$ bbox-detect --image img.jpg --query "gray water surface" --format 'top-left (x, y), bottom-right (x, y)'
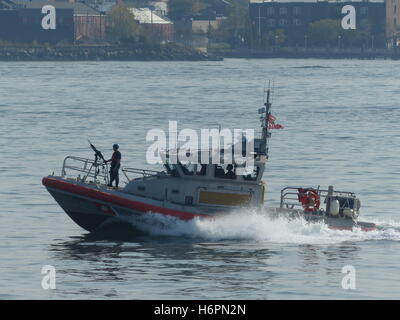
top-left (0, 59), bottom-right (399, 299)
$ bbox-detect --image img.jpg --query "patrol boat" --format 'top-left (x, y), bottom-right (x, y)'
top-left (42, 89), bottom-right (376, 233)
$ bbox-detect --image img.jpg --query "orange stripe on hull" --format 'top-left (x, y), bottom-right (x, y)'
top-left (42, 177), bottom-right (207, 221)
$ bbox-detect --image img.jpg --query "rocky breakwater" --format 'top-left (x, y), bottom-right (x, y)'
top-left (0, 43), bottom-right (222, 61)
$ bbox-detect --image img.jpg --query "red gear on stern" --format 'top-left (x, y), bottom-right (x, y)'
top-left (298, 188), bottom-right (321, 212)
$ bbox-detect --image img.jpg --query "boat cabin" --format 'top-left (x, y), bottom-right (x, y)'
top-left (122, 148), bottom-right (267, 210)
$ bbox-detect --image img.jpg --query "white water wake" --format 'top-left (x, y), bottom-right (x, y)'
top-left (119, 210), bottom-right (400, 244)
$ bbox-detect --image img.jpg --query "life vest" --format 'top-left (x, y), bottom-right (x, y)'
top-left (298, 188), bottom-right (320, 212)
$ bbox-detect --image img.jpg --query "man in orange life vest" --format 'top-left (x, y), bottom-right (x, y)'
top-left (106, 144), bottom-right (121, 188)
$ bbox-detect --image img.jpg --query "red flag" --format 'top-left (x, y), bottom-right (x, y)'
top-left (268, 114), bottom-right (276, 122)
top-left (267, 114), bottom-right (283, 129)
top-left (269, 123), bottom-right (284, 129)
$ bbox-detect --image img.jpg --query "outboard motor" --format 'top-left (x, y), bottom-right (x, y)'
top-left (325, 186), bottom-right (360, 220)
top-left (342, 197), bottom-right (361, 219)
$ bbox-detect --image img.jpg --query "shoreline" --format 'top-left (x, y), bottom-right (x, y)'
top-left (0, 44), bottom-right (222, 62)
top-left (216, 48), bottom-right (400, 60)
top-left (1, 45), bottom-right (399, 61)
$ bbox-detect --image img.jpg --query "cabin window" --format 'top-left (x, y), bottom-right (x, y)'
top-left (214, 164), bottom-right (236, 180)
top-left (196, 164), bottom-right (207, 176)
top-left (243, 166), bottom-right (260, 181)
top-left (180, 163), bottom-right (207, 176)
top-left (164, 159), bottom-right (179, 177)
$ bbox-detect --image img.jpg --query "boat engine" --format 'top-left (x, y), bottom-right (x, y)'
top-left (326, 186), bottom-right (361, 219)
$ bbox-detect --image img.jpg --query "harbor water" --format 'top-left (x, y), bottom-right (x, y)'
top-left (0, 58), bottom-right (399, 299)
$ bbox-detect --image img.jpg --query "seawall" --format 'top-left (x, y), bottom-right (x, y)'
top-left (0, 44), bottom-right (222, 61)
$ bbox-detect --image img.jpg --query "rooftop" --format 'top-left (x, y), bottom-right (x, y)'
top-left (130, 7), bottom-right (173, 24)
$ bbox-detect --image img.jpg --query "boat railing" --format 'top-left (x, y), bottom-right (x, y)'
top-left (280, 188), bottom-right (306, 209)
top-left (280, 186), bottom-right (356, 209)
top-left (61, 156), bottom-right (109, 185)
top-left (121, 167), bottom-right (162, 182)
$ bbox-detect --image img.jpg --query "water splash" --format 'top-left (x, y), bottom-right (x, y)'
top-left (117, 210), bottom-right (400, 244)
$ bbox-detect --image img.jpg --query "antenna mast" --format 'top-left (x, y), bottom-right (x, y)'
top-left (256, 81), bottom-right (273, 158)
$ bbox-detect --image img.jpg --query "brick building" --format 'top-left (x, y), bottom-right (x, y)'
top-left (130, 7), bottom-right (174, 42)
top-left (249, 0), bottom-right (386, 48)
top-left (386, 0), bottom-right (400, 46)
top-left (0, 0), bottom-right (74, 43)
top-left (16, 1), bottom-right (107, 42)
top-left (1, 0), bottom-right (106, 43)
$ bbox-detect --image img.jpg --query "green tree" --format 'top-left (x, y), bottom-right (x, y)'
top-left (307, 19), bottom-right (341, 47)
top-left (263, 29), bottom-right (286, 49)
top-left (168, 0), bottom-right (203, 21)
top-left (107, 4), bottom-right (139, 41)
top-left (341, 21), bottom-right (372, 48)
top-left (207, 0), bottom-right (250, 48)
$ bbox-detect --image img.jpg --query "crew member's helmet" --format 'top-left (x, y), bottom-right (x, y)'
top-left (113, 144), bottom-right (119, 150)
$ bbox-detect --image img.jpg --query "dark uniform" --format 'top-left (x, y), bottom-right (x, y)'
top-left (108, 144), bottom-right (121, 188)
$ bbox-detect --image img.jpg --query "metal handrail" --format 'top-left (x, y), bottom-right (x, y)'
top-left (280, 186), bottom-right (357, 209)
top-left (62, 155), bottom-right (109, 185)
top-left (121, 167), bottom-right (162, 182)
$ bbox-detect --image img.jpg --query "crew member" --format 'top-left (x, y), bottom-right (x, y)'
top-left (225, 164), bottom-right (235, 179)
top-left (107, 144), bottom-right (121, 188)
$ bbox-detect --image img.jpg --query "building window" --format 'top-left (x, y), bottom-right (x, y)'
top-left (279, 7), bottom-right (287, 15)
top-left (293, 18), bottom-right (301, 26)
top-left (360, 7), bottom-right (368, 15)
top-left (293, 7), bottom-right (301, 15)
top-left (279, 19), bottom-right (287, 26)
top-left (360, 18), bottom-right (369, 26)
top-left (267, 19), bottom-right (275, 27)
top-left (267, 7), bottom-right (275, 16)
